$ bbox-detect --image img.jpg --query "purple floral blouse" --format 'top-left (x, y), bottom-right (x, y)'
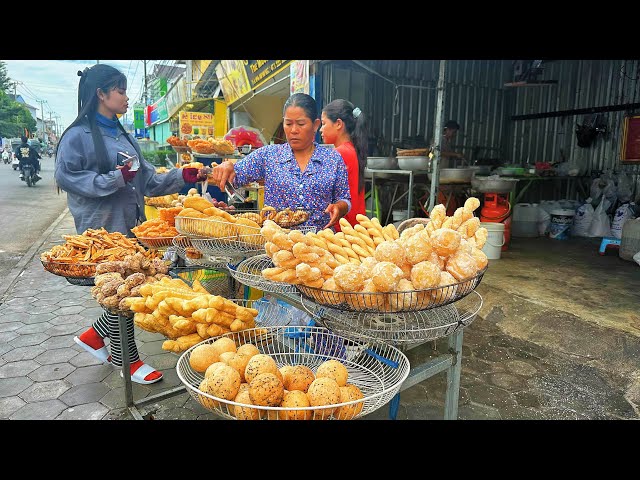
top-left (233, 142), bottom-right (351, 229)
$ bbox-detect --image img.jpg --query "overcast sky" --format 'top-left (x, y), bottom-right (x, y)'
top-left (3, 60), bottom-right (172, 134)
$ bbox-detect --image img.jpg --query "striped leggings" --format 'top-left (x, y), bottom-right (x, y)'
top-left (93, 311), bottom-right (140, 367)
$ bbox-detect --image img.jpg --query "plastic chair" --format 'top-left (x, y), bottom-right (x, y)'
top-left (599, 236), bottom-right (621, 255)
top-left (365, 185), bottom-right (382, 219)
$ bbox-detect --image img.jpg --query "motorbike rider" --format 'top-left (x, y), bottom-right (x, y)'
top-left (16, 136), bottom-right (42, 181)
top-left (1, 149), bottom-right (9, 164)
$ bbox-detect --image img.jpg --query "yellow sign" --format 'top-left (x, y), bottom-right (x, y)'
top-left (179, 111), bottom-right (214, 136)
top-left (215, 60), bottom-right (251, 105)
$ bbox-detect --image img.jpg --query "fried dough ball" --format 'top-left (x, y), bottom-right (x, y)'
top-left (359, 256), bottom-right (379, 278)
top-left (404, 230), bottom-right (433, 265)
top-left (374, 240), bottom-right (406, 267)
top-left (281, 365), bottom-right (315, 392)
top-left (280, 390), bottom-right (313, 420)
top-left (236, 343), bottom-right (260, 358)
top-left (428, 251), bottom-right (446, 270)
top-left (211, 337), bottom-right (237, 358)
top-left (198, 377), bottom-right (220, 410)
top-left (333, 263), bottom-right (365, 292)
top-left (189, 344), bottom-right (220, 373)
top-left (233, 388), bottom-right (262, 420)
top-left (410, 260), bottom-right (442, 290)
top-left (431, 228), bottom-right (462, 257)
top-left (307, 377), bottom-right (341, 418)
top-left (334, 384), bottom-right (365, 420)
top-left (248, 372), bottom-right (284, 407)
top-left (316, 359), bottom-right (349, 387)
top-left (470, 246), bottom-right (489, 270)
top-left (205, 364), bottom-right (241, 401)
top-left (321, 277), bottom-right (346, 305)
top-left (204, 361), bottom-right (227, 379)
top-left (387, 278), bottom-right (422, 312)
top-left (431, 271), bottom-right (458, 304)
top-left (347, 278), bottom-right (385, 310)
top-left (371, 261), bottom-right (404, 292)
top-left (244, 354), bottom-right (280, 384)
top-left (446, 251), bottom-right (479, 281)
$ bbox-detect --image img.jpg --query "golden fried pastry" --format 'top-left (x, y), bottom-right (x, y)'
top-left (445, 251), bottom-right (479, 281)
top-left (359, 256), bottom-right (378, 278)
top-left (346, 278), bottom-right (385, 310)
top-left (410, 260), bottom-right (442, 290)
top-left (457, 217), bottom-right (481, 239)
top-left (431, 271), bottom-right (458, 304)
top-left (333, 263), bottom-right (365, 292)
top-left (292, 242), bottom-right (320, 263)
top-left (260, 219), bottom-right (281, 242)
top-left (429, 204), bottom-right (447, 229)
top-left (457, 238), bottom-right (473, 255)
top-left (271, 232), bottom-right (294, 251)
top-left (431, 228), bottom-right (462, 257)
top-left (404, 230), bottom-right (433, 265)
top-left (272, 250), bottom-right (300, 269)
top-left (464, 197), bottom-right (481, 215)
top-left (374, 240), bottom-right (406, 267)
top-left (183, 196), bottom-right (214, 213)
top-left (397, 260), bottom-right (413, 279)
top-left (474, 227), bottom-right (488, 249)
top-left (371, 261), bottom-right (404, 292)
top-left (264, 242), bottom-right (279, 257)
top-left (387, 278), bottom-right (421, 312)
top-left (428, 251), bottom-right (446, 270)
top-left (321, 277), bottom-right (346, 305)
top-left (470, 246), bottom-right (488, 270)
top-left (296, 263), bottom-right (322, 283)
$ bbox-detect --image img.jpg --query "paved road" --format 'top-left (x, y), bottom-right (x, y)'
top-left (0, 155), bottom-right (68, 281)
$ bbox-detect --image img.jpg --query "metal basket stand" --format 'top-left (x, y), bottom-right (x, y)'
top-left (227, 254), bottom-right (300, 295)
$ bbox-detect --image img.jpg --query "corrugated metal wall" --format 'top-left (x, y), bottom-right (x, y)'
top-left (323, 60), bottom-right (640, 200)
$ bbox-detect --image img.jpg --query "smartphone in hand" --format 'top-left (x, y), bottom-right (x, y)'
top-left (117, 151), bottom-right (140, 171)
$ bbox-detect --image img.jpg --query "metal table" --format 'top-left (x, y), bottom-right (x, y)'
top-left (269, 291), bottom-right (470, 420)
top-left (511, 175), bottom-right (591, 204)
top-left (366, 168), bottom-right (430, 223)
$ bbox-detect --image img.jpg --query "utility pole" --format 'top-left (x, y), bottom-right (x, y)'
top-left (36, 99), bottom-right (47, 141)
top-left (143, 60), bottom-right (148, 106)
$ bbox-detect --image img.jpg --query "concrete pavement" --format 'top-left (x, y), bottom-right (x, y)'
top-left (1, 208), bottom-right (639, 420)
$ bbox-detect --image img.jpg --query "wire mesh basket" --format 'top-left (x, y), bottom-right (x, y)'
top-left (169, 266), bottom-right (244, 298)
top-left (135, 236), bottom-right (177, 250)
top-left (189, 234), bottom-right (265, 257)
top-left (296, 267), bottom-right (486, 314)
top-left (176, 325), bottom-right (410, 420)
top-left (41, 259), bottom-right (97, 279)
top-left (301, 290), bottom-right (483, 346)
top-left (66, 277), bottom-right (96, 286)
top-left (172, 235), bottom-right (238, 268)
top-left (227, 254), bottom-right (299, 295)
top-left (233, 208), bottom-right (312, 229)
top-left (175, 216), bottom-right (266, 254)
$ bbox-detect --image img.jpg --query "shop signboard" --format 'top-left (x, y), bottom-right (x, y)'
top-left (146, 98), bottom-right (168, 127)
top-left (166, 77), bottom-right (187, 118)
top-left (179, 111), bottom-right (215, 137)
top-left (244, 60), bottom-right (291, 90)
top-left (290, 60), bottom-right (309, 95)
top-left (215, 60), bottom-right (251, 105)
top-left (133, 104), bottom-right (145, 130)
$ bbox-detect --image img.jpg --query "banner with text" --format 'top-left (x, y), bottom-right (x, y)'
top-left (179, 111), bottom-right (215, 137)
top-left (244, 60), bottom-right (291, 90)
top-left (215, 60), bottom-right (251, 105)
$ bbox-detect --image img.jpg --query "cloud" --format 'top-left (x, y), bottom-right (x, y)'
top-left (3, 60), bottom-right (160, 135)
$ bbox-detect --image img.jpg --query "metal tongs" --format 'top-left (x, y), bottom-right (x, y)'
top-left (201, 166), bottom-right (246, 202)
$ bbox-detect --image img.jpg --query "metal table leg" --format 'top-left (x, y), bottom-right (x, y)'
top-left (118, 314), bottom-right (144, 420)
top-left (444, 328), bottom-right (464, 420)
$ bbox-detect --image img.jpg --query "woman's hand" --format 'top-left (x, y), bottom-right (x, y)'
top-left (323, 201), bottom-right (349, 229)
top-left (211, 160), bottom-right (236, 190)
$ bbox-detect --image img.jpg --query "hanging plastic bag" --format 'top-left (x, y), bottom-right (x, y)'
top-left (588, 196), bottom-right (612, 237)
top-left (572, 197), bottom-right (595, 237)
top-left (616, 171), bottom-right (633, 203)
top-left (611, 202), bottom-right (636, 239)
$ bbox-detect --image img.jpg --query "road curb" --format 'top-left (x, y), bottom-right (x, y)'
top-left (0, 207), bottom-right (69, 304)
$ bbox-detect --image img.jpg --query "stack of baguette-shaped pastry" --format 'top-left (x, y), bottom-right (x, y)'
top-left (121, 277), bottom-right (264, 352)
top-left (176, 196), bottom-right (262, 243)
top-left (261, 197), bottom-right (489, 312)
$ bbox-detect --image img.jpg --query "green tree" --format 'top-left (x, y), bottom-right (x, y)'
top-left (0, 91), bottom-right (36, 138)
top-left (0, 61), bottom-right (11, 93)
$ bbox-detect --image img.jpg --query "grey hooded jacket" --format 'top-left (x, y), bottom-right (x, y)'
top-left (55, 123), bottom-right (184, 236)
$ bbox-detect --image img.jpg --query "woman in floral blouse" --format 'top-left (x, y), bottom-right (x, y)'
top-left (212, 93), bottom-right (351, 230)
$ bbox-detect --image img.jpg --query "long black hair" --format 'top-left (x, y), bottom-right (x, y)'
top-left (322, 99), bottom-right (368, 192)
top-left (283, 92), bottom-right (318, 121)
top-left (56, 64), bottom-right (141, 174)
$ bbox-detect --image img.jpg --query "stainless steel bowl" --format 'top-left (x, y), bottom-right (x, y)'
top-left (471, 176), bottom-right (519, 193)
top-left (428, 168), bottom-right (474, 184)
top-left (367, 157), bottom-right (398, 170)
top-left (397, 156), bottom-right (431, 171)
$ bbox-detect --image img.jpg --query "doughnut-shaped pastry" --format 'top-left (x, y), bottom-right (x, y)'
top-left (431, 271), bottom-right (458, 303)
top-left (445, 251), bottom-right (479, 281)
top-left (404, 230), bottom-right (433, 265)
top-left (431, 228), bottom-right (462, 257)
top-left (371, 261), bottom-right (404, 292)
top-left (333, 263), bottom-right (365, 292)
top-left (410, 260), bottom-right (442, 290)
top-left (374, 240), bottom-right (406, 266)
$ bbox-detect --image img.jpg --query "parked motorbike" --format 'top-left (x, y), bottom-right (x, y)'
top-left (2, 153), bottom-right (9, 164)
top-left (20, 163), bottom-right (38, 187)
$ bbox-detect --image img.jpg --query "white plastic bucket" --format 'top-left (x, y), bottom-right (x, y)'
top-left (480, 222), bottom-right (505, 260)
top-left (549, 209), bottom-right (575, 240)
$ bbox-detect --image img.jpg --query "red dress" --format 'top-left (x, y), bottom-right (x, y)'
top-left (335, 142), bottom-right (366, 231)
